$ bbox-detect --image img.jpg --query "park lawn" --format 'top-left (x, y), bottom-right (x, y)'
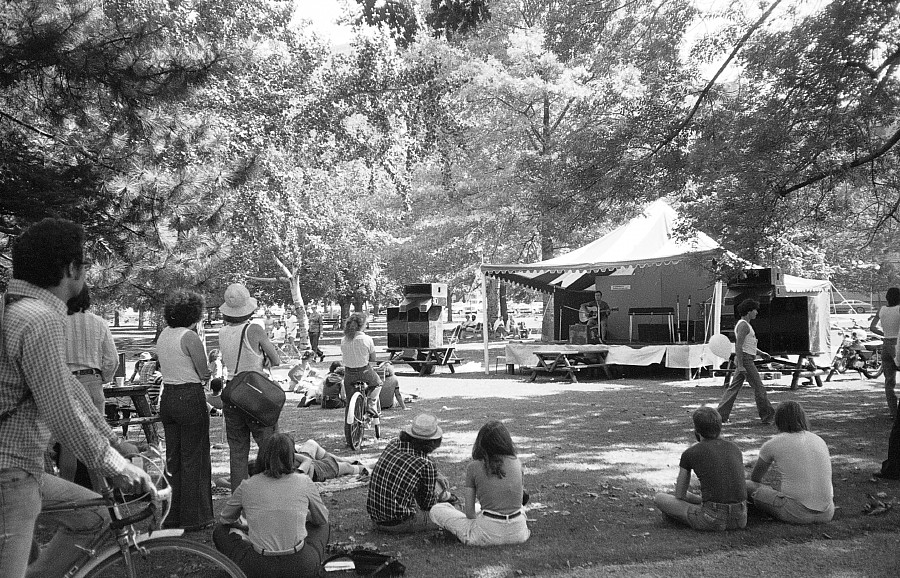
top-left (196, 370), bottom-right (897, 578)
top-left (109, 326), bottom-right (898, 576)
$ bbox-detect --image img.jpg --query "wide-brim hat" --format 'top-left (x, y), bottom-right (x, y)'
top-left (220, 283), bottom-right (258, 318)
top-left (139, 352), bottom-right (152, 361)
top-left (403, 413), bottom-right (442, 440)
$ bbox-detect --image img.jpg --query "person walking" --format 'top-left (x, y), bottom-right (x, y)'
top-left (716, 299), bottom-right (776, 425)
top-left (218, 283), bottom-right (281, 491)
top-left (59, 285), bottom-right (120, 490)
top-left (430, 421), bottom-right (530, 546)
top-left (0, 219), bottom-right (150, 578)
top-left (308, 305), bottom-right (324, 362)
top-left (870, 287), bottom-right (900, 418)
top-left (156, 290), bottom-right (214, 531)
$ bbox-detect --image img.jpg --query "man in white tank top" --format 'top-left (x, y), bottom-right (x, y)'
top-left (716, 299), bottom-right (776, 425)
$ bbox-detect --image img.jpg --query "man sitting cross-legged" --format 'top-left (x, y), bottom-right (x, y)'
top-left (746, 401), bottom-right (834, 524)
top-left (654, 406), bottom-right (747, 531)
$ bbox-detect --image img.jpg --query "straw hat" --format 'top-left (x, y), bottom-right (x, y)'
top-left (138, 352), bottom-right (152, 361)
top-left (403, 414), bottom-right (442, 440)
top-left (220, 283), bottom-right (258, 318)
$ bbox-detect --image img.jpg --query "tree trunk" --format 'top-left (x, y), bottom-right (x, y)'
top-left (339, 301), bottom-right (351, 325)
top-left (354, 294), bottom-right (365, 316)
top-left (138, 305), bottom-right (145, 330)
top-left (274, 255), bottom-right (310, 350)
top-left (499, 283), bottom-right (508, 322)
top-left (114, 310), bottom-right (120, 327)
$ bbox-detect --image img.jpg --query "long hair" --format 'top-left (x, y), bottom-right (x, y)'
top-left (472, 421), bottom-right (516, 478)
top-left (343, 312), bottom-right (367, 340)
top-left (774, 401), bottom-right (809, 433)
top-left (256, 433), bottom-right (295, 479)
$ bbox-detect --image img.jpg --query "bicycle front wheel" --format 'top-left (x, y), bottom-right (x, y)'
top-left (83, 536), bottom-right (245, 578)
top-left (344, 391), bottom-right (366, 450)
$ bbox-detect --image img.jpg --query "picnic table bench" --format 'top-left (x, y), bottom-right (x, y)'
top-left (103, 384), bottom-right (161, 445)
top-left (527, 348), bottom-right (610, 383)
top-left (387, 347), bottom-right (462, 376)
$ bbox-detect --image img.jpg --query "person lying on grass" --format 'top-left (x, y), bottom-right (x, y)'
top-left (746, 401), bottom-right (834, 524)
top-left (654, 406), bottom-right (747, 531)
top-left (367, 413), bottom-right (453, 533)
top-left (292, 439), bottom-right (368, 482)
top-left (430, 420), bottom-right (530, 546)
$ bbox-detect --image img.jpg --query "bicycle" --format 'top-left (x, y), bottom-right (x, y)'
top-left (34, 447), bottom-right (244, 578)
top-left (344, 365), bottom-right (386, 450)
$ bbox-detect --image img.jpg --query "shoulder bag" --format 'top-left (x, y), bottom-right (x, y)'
top-left (221, 324), bottom-right (285, 427)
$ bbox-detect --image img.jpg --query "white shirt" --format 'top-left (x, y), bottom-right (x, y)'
top-left (759, 431), bottom-right (833, 511)
top-left (737, 319), bottom-right (758, 355)
top-left (878, 305), bottom-right (900, 339)
top-left (341, 333), bottom-right (375, 368)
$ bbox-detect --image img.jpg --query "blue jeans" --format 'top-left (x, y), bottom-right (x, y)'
top-left (1, 470), bottom-right (107, 578)
top-left (717, 353), bottom-right (775, 422)
top-left (882, 338), bottom-right (897, 417)
top-left (224, 406), bottom-right (276, 492)
top-left (213, 521), bottom-right (329, 578)
top-left (159, 383), bottom-right (213, 528)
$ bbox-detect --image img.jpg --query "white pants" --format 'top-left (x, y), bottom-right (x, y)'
top-left (429, 503), bottom-right (530, 546)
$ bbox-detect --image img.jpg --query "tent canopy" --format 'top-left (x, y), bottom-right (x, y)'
top-left (482, 200), bottom-right (830, 294)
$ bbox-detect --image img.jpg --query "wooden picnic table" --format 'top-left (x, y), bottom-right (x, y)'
top-left (528, 347), bottom-right (610, 383)
top-left (387, 347), bottom-right (463, 376)
top-left (103, 384), bottom-right (160, 445)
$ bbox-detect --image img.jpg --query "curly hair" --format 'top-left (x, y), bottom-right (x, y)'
top-left (66, 285), bottom-right (91, 315)
top-left (164, 290), bottom-right (205, 328)
top-left (12, 218), bottom-right (85, 288)
top-left (343, 312), bottom-right (368, 339)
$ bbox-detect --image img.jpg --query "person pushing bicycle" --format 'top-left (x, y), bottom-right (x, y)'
top-left (0, 219), bottom-right (152, 578)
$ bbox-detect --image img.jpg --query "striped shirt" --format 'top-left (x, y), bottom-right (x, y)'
top-left (366, 439), bottom-right (438, 523)
top-left (66, 311), bottom-right (119, 383)
top-left (0, 280), bottom-right (128, 478)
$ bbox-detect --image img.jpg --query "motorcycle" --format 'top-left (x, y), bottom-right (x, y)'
top-left (828, 327), bottom-right (883, 380)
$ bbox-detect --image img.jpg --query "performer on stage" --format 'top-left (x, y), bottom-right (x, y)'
top-left (579, 291), bottom-right (611, 342)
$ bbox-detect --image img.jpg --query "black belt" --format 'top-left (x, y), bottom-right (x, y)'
top-left (482, 510), bottom-right (522, 520)
top-left (72, 368), bottom-right (101, 376)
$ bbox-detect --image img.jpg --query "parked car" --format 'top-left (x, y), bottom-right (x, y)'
top-left (830, 299), bottom-right (873, 314)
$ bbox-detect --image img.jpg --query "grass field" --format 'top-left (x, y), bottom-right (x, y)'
top-left (108, 324), bottom-right (900, 577)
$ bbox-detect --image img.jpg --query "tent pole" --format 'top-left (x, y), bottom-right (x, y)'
top-left (482, 269), bottom-right (490, 375)
top-left (712, 280), bottom-right (722, 335)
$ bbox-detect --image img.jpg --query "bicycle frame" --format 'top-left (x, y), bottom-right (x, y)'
top-left (37, 450), bottom-right (177, 578)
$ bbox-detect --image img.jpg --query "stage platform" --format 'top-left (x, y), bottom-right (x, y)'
top-left (504, 341), bottom-right (716, 371)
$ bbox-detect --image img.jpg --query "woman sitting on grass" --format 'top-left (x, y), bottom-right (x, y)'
top-left (213, 433), bottom-right (329, 578)
top-left (430, 420), bottom-right (530, 546)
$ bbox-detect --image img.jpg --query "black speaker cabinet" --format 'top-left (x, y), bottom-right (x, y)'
top-left (752, 296), bottom-right (812, 355)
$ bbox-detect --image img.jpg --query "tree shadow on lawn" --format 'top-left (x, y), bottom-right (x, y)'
top-left (205, 375), bottom-right (897, 577)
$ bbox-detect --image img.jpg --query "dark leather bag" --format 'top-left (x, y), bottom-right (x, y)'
top-left (221, 324), bottom-right (285, 427)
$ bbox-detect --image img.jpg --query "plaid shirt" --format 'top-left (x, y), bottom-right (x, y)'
top-left (0, 280), bottom-right (128, 478)
top-left (366, 439), bottom-right (438, 523)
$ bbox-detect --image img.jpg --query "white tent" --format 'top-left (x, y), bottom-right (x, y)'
top-left (478, 200), bottom-right (831, 371)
